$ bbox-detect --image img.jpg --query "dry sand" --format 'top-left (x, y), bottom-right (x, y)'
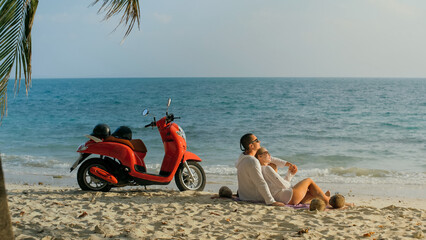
top-left (6, 184), bottom-right (426, 240)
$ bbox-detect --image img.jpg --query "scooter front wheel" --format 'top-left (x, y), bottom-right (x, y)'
top-left (77, 158), bottom-right (112, 192)
top-left (175, 161), bottom-right (206, 191)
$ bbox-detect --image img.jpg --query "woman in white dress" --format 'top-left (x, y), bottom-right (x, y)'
top-left (255, 147), bottom-right (330, 205)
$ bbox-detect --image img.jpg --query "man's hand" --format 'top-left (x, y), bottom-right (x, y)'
top-left (269, 201), bottom-right (286, 206)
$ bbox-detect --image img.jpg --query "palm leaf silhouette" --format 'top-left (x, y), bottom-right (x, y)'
top-left (0, 0), bottom-right (141, 121)
top-left (0, 0), bottom-right (38, 121)
top-left (91, 0), bottom-right (141, 39)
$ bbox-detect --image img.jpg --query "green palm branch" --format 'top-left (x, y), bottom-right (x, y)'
top-left (0, 0), bottom-right (38, 121)
top-left (0, 0), bottom-right (141, 122)
top-left (91, 0), bottom-right (141, 39)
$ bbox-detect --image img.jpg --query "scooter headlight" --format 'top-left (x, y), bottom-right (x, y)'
top-left (177, 126), bottom-right (187, 141)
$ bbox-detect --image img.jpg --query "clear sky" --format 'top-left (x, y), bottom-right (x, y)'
top-left (30, 0), bottom-right (426, 78)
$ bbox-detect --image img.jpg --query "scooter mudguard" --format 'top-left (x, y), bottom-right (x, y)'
top-left (78, 141), bottom-right (146, 168)
top-left (89, 167), bottom-right (118, 184)
top-left (183, 151), bottom-right (202, 162)
top-left (79, 142), bottom-right (134, 160)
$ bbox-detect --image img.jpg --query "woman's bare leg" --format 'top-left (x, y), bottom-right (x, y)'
top-left (288, 178), bottom-right (330, 205)
top-left (300, 190), bottom-right (329, 204)
top-left (299, 191), bottom-right (314, 204)
top-left (300, 190), bottom-right (331, 204)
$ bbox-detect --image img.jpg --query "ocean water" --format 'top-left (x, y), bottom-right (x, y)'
top-left (1, 78), bottom-right (425, 195)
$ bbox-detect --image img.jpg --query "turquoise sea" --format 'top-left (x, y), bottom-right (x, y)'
top-left (1, 78), bottom-right (425, 196)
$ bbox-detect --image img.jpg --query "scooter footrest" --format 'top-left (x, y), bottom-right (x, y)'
top-left (134, 165), bottom-right (146, 173)
top-left (159, 170), bottom-right (171, 177)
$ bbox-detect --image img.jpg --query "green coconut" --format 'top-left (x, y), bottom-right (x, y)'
top-left (309, 198), bottom-right (326, 211)
top-left (219, 186), bottom-right (233, 198)
top-left (329, 194), bottom-right (345, 209)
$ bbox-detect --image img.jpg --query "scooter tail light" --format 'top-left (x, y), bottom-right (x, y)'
top-left (77, 143), bottom-right (88, 152)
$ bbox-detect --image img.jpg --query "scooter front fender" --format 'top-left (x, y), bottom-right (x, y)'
top-left (183, 151), bottom-right (202, 162)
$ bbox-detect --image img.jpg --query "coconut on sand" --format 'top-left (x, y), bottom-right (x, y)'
top-left (219, 186), bottom-right (233, 198)
top-left (329, 194), bottom-right (345, 209)
top-left (309, 198), bottom-right (326, 211)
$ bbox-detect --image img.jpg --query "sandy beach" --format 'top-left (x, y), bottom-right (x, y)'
top-left (6, 183), bottom-right (425, 240)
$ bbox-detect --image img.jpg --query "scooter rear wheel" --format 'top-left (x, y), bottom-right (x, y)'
top-left (77, 158), bottom-right (112, 192)
top-left (175, 161), bottom-right (206, 191)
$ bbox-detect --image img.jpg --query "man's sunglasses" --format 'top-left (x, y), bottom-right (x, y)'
top-left (251, 139), bottom-right (259, 144)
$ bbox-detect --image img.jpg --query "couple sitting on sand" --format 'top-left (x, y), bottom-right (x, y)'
top-left (236, 133), bottom-right (330, 206)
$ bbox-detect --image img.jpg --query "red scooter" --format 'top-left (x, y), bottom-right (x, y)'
top-left (70, 98), bottom-right (206, 192)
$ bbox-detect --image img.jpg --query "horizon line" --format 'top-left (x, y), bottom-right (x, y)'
top-left (20, 76), bottom-right (426, 80)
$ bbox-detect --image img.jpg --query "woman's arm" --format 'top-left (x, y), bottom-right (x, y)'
top-left (283, 170), bottom-right (294, 182)
top-left (271, 156), bottom-right (298, 174)
top-left (263, 166), bottom-right (291, 190)
top-left (270, 156), bottom-right (287, 168)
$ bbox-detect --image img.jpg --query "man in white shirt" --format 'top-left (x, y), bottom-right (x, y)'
top-left (235, 133), bottom-right (286, 206)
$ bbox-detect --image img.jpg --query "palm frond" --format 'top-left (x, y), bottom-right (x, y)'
top-left (91, 0), bottom-right (141, 39)
top-left (0, 0), bottom-right (38, 122)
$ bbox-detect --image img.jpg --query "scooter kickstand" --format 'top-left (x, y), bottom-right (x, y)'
top-left (183, 161), bottom-right (195, 183)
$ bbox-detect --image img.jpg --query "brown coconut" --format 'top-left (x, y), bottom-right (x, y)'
top-left (309, 198), bottom-right (326, 211)
top-left (219, 186), bottom-right (233, 198)
top-left (329, 194), bottom-right (345, 209)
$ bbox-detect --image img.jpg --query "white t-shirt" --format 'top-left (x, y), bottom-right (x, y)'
top-left (235, 153), bottom-right (275, 205)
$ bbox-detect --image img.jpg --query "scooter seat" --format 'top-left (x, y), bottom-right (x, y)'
top-left (104, 136), bottom-right (134, 149)
top-left (104, 136), bottom-right (147, 153)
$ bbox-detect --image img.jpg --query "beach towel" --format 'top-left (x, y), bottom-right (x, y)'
top-left (211, 194), bottom-right (348, 210)
top-left (211, 194), bottom-right (310, 209)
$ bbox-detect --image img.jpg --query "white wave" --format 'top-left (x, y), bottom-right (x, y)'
top-left (204, 164), bottom-right (426, 185)
top-left (203, 165), bottom-right (237, 175)
top-left (2, 153), bottom-right (425, 186)
top-left (1, 153), bottom-right (70, 169)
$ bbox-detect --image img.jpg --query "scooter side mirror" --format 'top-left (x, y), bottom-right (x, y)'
top-left (142, 109), bottom-right (149, 116)
top-left (166, 98), bottom-right (172, 115)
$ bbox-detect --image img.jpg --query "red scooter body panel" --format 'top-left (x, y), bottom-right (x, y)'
top-left (183, 151), bottom-right (202, 162)
top-left (78, 141), bottom-right (146, 168)
top-left (125, 117), bottom-right (186, 183)
top-left (158, 119), bottom-right (186, 173)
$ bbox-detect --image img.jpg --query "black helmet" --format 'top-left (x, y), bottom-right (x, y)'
top-left (91, 123), bottom-right (111, 139)
top-left (112, 126), bottom-right (132, 140)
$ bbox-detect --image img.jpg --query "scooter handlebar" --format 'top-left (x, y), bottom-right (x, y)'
top-left (166, 114), bottom-right (180, 122)
top-left (144, 122), bottom-right (155, 128)
top-left (145, 115), bottom-right (179, 127)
